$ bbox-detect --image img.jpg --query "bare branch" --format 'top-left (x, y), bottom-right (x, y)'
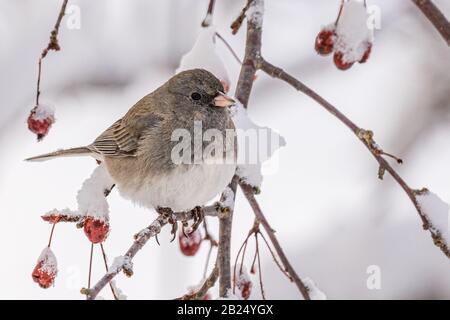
top-left (259, 59), bottom-right (450, 259)
top-left (99, 244), bottom-right (119, 300)
top-left (230, 0), bottom-right (254, 35)
top-left (87, 206), bottom-right (218, 300)
top-left (36, 0), bottom-right (69, 106)
top-left (239, 182), bottom-right (311, 300)
top-left (412, 0), bottom-right (450, 46)
top-left (215, 32), bottom-right (243, 65)
top-left (201, 0), bottom-right (216, 27)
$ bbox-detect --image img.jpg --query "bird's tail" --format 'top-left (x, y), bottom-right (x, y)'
top-left (25, 146), bottom-right (95, 162)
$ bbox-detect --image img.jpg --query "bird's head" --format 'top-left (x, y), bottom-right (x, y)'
top-left (168, 69), bottom-right (235, 111)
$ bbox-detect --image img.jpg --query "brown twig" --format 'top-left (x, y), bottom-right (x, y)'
top-left (239, 181), bottom-right (311, 300)
top-left (258, 231), bottom-right (292, 280)
top-left (259, 59), bottom-right (450, 259)
top-left (215, 32), bottom-right (243, 65)
top-left (47, 218), bottom-right (60, 247)
top-left (230, 0), bottom-right (254, 35)
top-left (334, 0), bottom-right (345, 26)
top-left (36, 0), bottom-right (69, 106)
top-left (201, 0), bottom-right (216, 27)
top-left (100, 244), bottom-right (119, 300)
top-left (86, 206), bottom-right (218, 300)
top-left (232, 220), bottom-right (258, 294)
top-left (254, 233), bottom-right (266, 300)
top-left (202, 218), bottom-right (218, 279)
top-left (412, 0), bottom-right (450, 46)
top-left (87, 243), bottom-right (94, 289)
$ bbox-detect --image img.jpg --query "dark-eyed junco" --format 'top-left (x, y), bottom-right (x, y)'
top-left (27, 69), bottom-right (237, 212)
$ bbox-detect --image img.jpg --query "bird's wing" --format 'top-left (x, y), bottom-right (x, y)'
top-left (90, 119), bottom-right (138, 157)
top-left (90, 111), bottom-right (163, 158)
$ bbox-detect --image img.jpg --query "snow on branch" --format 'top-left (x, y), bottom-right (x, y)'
top-left (303, 277), bottom-right (327, 300)
top-left (246, 0), bottom-right (264, 28)
top-left (77, 164), bottom-right (115, 221)
top-left (87, 206), bottom-right (219, 300)
top-left (231, 101), bottom-right (286, 189)
top-left (416, 190), bottom-right (450, 251)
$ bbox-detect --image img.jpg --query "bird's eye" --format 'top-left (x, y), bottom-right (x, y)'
top-left (191, 92), bottom-right (202, 101)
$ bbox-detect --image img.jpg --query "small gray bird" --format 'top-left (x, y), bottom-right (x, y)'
top-left (27, 69), bottom-right (237, 214)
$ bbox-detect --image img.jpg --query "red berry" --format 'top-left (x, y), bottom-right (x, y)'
top-left (333, 51), bottom-right (354, 70)
top-left (234, 265), bottom-right (253, 300)
top-left (27, 108), bottom-right (54, 141)
top-left (359, 43), bottom-right (372, 63)
top-left (32, 248), bottom-right (57, 289)
top-left (83, 217), bottom-right (109, 244)
top-left (239, 280), bottom-right (252, 300)
top-left (178, 229), bottom-right (202, 256)
top-left (32, 261), bottom-right (56, 289)
top-left (315, 29), bottom-right (336, 56)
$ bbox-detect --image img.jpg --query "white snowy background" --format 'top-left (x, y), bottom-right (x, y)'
top-left (0, 0), bottom-right (449, 299)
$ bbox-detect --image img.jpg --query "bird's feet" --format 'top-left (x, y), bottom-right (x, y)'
top-left (156, 207), bottom-right (178, 242)
top-left (155, 206), bottom-right (204, 242)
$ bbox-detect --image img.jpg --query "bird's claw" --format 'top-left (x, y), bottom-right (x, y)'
top-left (156, 207), bottom-right (178, 242)
top-left (189, 206), bottom-right (204, 235)
top-left (168, 215), bottom-right (178, 242)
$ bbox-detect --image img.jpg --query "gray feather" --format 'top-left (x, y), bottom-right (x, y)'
top-left (25, 147), bottom-right (96, 162)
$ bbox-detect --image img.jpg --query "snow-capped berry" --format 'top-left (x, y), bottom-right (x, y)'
top-left (239, 279), bottom-right (252, 300)
top-left (234, 265), bottom-right (253, 300)
top-left (359, 43), bottom-right (372, 63)
top-left (333, 51), bottom-right (354, 70)
top-left (333, 1), bottom-right (374, 67)
top-left (178, 229), bottom-right (202, 256)
top-left (32, 261), bottom-right (55, 289)
top-left (315, 28), bottom-right (335, 56)
top-left (32, 248), bottom-right (57, 289)
top-left (83, 217), bottom-right (109, 243)
top-left (27, 105), bottom-right (55, 141)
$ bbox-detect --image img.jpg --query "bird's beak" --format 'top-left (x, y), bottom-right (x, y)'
top-left (213, 92), bottom-right (235, 108)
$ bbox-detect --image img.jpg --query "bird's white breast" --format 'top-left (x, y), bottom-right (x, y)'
top-left (117, 163), bottom-right (236, 212)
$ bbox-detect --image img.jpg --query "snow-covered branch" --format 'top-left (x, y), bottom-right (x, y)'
top-left (216, 0), bottom-right (265, 298)
top-left (86, 206), bottom-right (219, 300)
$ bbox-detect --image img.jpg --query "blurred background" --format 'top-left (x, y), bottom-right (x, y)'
top-left (0, 0), bottom-right (449, 299)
